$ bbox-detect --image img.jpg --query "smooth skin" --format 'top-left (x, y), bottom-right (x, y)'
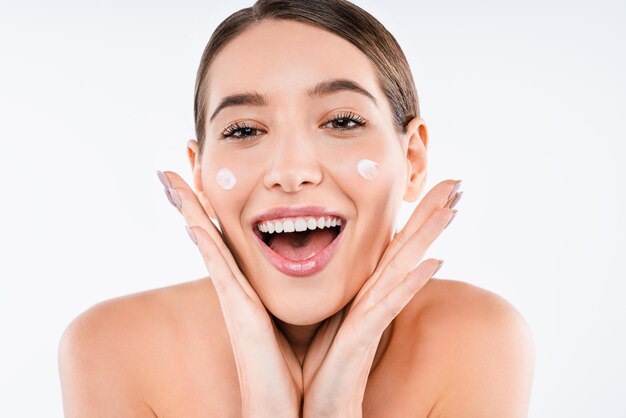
top-left (58, 19), bottom-right (535, 418)
top-left (58, 178), bottom-right (534, 417)
top-left (165, 170), bottom-right (453, 417)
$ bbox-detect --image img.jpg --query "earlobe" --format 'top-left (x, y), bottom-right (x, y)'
top-left (402, 117), bottom-right (428, 202)
top-left (187, 139), bottom-right (204, 193)
top-left (187, 139), bottom-right (200, 180)
top-left (186, 139), bottom-right (218, 220)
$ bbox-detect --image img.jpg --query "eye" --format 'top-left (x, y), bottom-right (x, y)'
top-left (220, 122), bottom-right (265, 141)
top-left (322, 111), bottom-right (368, 131)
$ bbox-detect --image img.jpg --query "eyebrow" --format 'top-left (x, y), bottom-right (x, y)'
top-left (209, 78), bottom-right (378, 122)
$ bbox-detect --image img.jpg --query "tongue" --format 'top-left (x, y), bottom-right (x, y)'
top-left (269, 228), bottom-right (336, 261)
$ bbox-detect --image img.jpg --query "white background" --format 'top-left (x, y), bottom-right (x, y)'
top-left (1, 0), bottom-right (625, 416)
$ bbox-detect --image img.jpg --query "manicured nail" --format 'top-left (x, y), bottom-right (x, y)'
top-left (433, 259), bottom-right (444, 276)
top-left (156, 170), bottom-right (171, 188)
top-left (448, 190), bottom-right (463, 209)
top-left (444, 209), bottom-right (457, 229)
top-left (185, 225), bottom-right (197, 245)
top-left (164, 187), bottom-right (182, 209)
top-left (447, 180), bottom-right (462, 201)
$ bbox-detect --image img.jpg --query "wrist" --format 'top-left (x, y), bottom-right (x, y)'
top-left (302, 349), bottom-right (371, 418)
top-left (240, 383), bottom-right (301, 418)
top-left (242, 403), bottom-right (300, 418)
top-left (302, 404), bottom-right (362, 418)
top-left (302, 391), bottom-right (363, 418)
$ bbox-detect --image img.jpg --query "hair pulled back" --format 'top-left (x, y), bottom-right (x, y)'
top-left (194, 0), bottom-right (419, 154)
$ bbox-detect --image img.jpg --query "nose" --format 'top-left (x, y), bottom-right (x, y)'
top-left (263, 132), bottom-right (323, 193)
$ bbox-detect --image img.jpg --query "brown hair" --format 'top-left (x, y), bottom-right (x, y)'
top-left (193, 0), bottom-right (419, 154)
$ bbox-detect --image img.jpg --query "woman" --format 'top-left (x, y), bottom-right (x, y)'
top-left (59, 0), bottom-right (535, 416)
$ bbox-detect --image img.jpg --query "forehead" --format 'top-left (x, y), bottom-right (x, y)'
top-left (206, 19), bottom-right (383, 106)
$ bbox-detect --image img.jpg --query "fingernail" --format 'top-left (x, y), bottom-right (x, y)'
top-left (164, 187), bottom-right (182, 209)
top-left (185, 225), bottom-right (198, 245)
top-left (156, 170), bottom-right (171, 188)
top-left (444, 209), bottom-right (457, 229)
top-left (433, 259), bottom-right (444, 276)
top-left (447, 180), bottom-right (462, 201)
top-left (448, 190), bottom-right (463, 209)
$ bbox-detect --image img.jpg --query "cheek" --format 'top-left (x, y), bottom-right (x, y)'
top-left (202, 152), bottom-right (260, 226)
top-left (326, 147), bottom-right (403, 265)
top-left (357, 158), bottom-right (380, 180)
top-left (330, 140), bottom-right (403, 199)
top-left (351, 155), bottom-right (402, 221)
top-left (216, 167), bottom-right (237, 190)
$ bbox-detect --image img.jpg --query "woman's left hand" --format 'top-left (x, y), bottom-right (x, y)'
top-left (301, 179), bottom-right (463, 418)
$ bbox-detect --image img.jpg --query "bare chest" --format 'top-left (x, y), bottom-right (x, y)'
top-left (145, 279), bottom-right (446, 417)
top-left (148, 331), bottom-right (439, 418)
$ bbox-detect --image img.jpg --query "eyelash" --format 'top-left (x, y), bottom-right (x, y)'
top-left (219, 111), bottom-right (368, 141)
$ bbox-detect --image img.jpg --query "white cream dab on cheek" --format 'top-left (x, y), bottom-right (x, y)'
top-left (216, 168), bottom-right (237, 190)
top-left (357, 159), bottom-right (380, 180)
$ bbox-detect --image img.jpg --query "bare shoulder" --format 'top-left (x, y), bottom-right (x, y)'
top-left (60, 279), bottom-right (217, 354)
top-left (401, 278), bottom-right (536, 418)
top-left (58, 276), bottom-right (218, 359)
top-left (58, 277), bottom-right (225, 417)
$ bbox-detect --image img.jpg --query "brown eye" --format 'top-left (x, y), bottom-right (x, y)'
top-left (322, 111), bottom-right (368, 131)
top-left (327, 118), bottom-right (357, 129)
top-left (221, 122), bottom-right (265, 141)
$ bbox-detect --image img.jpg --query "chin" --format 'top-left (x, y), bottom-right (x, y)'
top-left (264, 294), bottom-right (346, 326)
top-left (268, 305), bottom-right (345, 326)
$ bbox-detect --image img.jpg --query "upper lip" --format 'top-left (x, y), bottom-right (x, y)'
top-left (251, 205), bottom-right (346, 226)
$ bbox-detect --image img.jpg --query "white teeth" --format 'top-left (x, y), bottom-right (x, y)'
top-left (295, 218), bottom-right (307, 232)
top-left (283, 219), bottom-right (295, 233)
top-left (256, 216), bottom-right (344, 234)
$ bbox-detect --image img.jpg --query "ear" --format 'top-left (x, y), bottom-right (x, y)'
top-left (187, 139), bottom-right (218, 220)
top-left (402, 117), bottom-right (429, 202)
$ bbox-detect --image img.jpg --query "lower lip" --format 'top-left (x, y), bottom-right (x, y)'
top-left (252, 224), bottom-right (346, 277)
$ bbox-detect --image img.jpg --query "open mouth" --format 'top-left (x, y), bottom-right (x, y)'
top-left (253, 220), bottom-right (344, 261)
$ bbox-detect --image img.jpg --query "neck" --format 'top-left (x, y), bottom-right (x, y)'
top-left (269, 299), bottom-right (395, 373)
top-left (272, 316), bottom-right (323, 363)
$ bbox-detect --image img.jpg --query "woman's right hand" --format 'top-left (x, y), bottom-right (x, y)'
top-left (157, 170), bottom-right (303, 418)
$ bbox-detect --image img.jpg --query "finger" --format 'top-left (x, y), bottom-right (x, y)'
top-left (386, 179), bottom-right (461, 266)
top-left (158, 170), bottom-right (220, 240)
top-left (349, 179), bottom-right (461, 311)
top-left (158, 170), bottom-right (221, 240)
top-left (158, 170), bottom-right (257, 299)
top-left (187, 225), bottom-right (244, 309)
top-left (189, 224), bottom-right (275, 334)
top-left (356, 207), bottom-right (455, 314)
top-left (305, 260), bottom-right (439, 409)
top-left (350, 259), bottom-right (443, 349)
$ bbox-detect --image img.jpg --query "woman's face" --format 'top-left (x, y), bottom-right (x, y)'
top-left (189, 19), bottom-right (427, 325)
